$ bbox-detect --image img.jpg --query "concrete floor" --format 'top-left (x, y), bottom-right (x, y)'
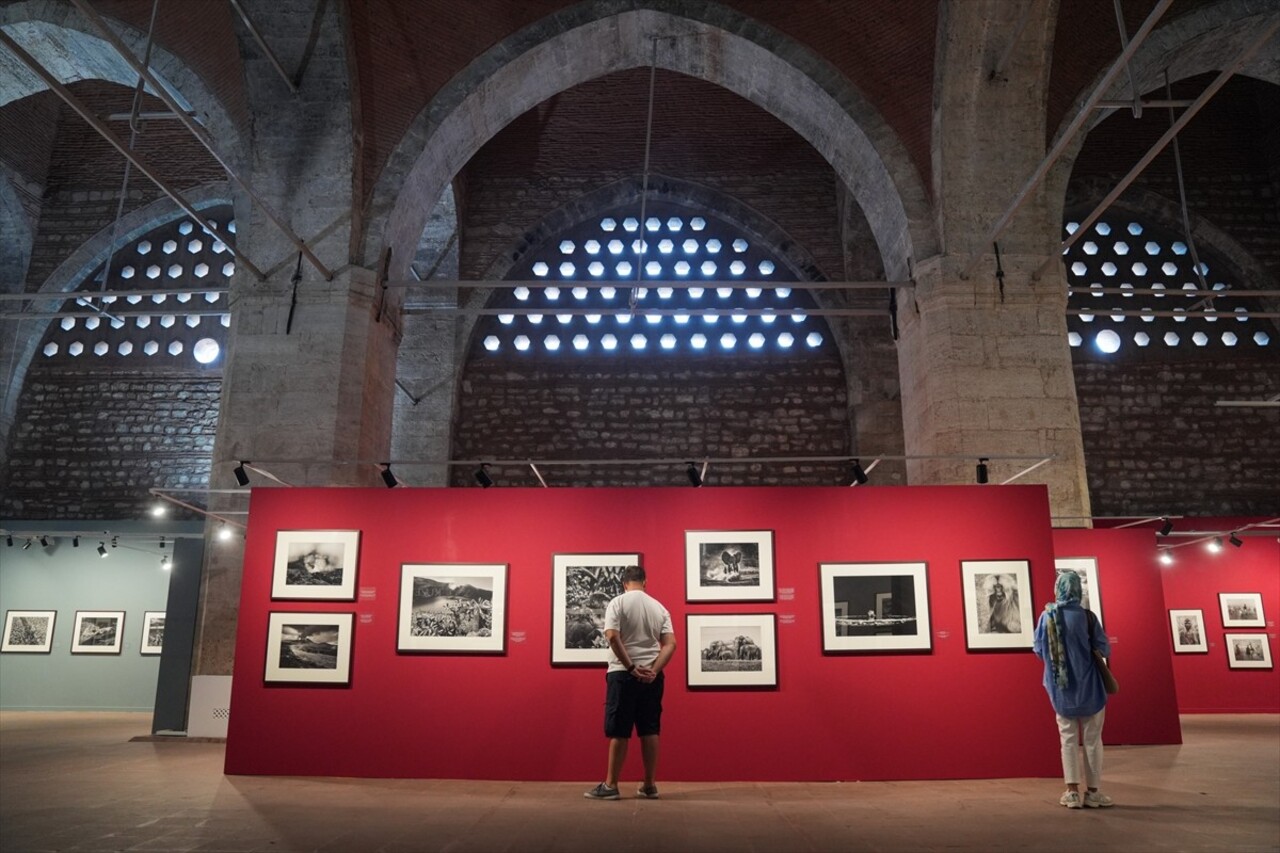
top-left (0, 713), bottom-right (1277, 852)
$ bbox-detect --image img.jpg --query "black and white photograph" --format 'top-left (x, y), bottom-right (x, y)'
top-left (2, 610), bottom-right (57, 654)
top-left (1055, 557), bottom-right (1104, 626)
top-left (820, 562), bottom-right (931, 652)
top-left (264, 612), bottom-right (354, 684)
top-left (1226, 633), bottom-right (1273, 670)
top-left (271, 530), bottom-right (361, 601)
top-left (140, 611), bottom-right (166, 655)
top-left (686, 613), bottom-right (778, 688)
top-left (552, 553), bottom-right (637, 664)
top-left (70, 611), bottom-right (125, 654)
top-left (398, 563), bottom-right (507, 653)
top-left (1218, 592), bottom-right (1265, 628)
top-left (685, 530), bottom-right (775, 602)
top-left (1169, 609), bottom-right (1208, 654)
top-left (960, 560), bottom-right (1035, 650)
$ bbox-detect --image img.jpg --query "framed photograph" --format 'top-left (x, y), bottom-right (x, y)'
top-left (1169, 609), bottom-right (1208, 654)
top-left (271, 530), bottom-right (361, 601)
top-left (140, 611), bottom-right (166, 655)
top-left (2, 610), bottom-right (57, 653)
top-left (819, 562), bottom-right (931, 652)
top-left (1219, 593), bottom-right (1265, 628)
top-left (686, 613), bottom-right (778, 688)
top-left (264, 612), bottom-right (354, 684)
top-left (552, 553), bottom-right (637, 665)
top-left (70, 611), bottom-right (125, 654)
top-left (685, 530), bottom-right (775, 602)
top-left (1055, 557), bottom-right (1103, 626)
top-left (1226, 633), bottom-right (1273, 669)
top-left (398, 564), bottom-right (507, 654)
top-left (960, 560), bottom-right (1035, 650)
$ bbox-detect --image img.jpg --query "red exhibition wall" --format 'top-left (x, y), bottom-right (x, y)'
top-left (1149, 518), bottom-right (1279, 713)
top-left (1050, 528), bottom-right (1182, 744)
top-left (225, 485), bottom-right (1180, 782)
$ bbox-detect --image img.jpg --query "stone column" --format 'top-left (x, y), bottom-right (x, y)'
top-left (895, 0), bottom-right (1091, 521)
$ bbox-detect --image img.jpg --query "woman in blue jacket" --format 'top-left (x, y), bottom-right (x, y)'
top-left (1032, 571), bottom-right (1115, 809)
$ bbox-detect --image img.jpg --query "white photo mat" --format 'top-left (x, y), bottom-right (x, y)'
top-left (271, 530), bottom-right (361, 601)
top-left (1054, 557), bottom-right (1104, 627)
top-left (819, 562), bottom-right (931, 652)
top-left (684, 530), bottom-right (775, 602)
top-left (686, 613), bottom-right (778, 688)
top-left (140, 611), bottom-right (166, 655)
top-left (398, 563), bottom-right (507, 653)
top-left (1169, 608), bottom-right (1208, 653)
top-left (960, 560), bottom-right (1035, 650)
top-left (2, 610), bottom-right (57, 653)
top-left (551, 553), bottom-right (638, 665)
top-left (264, 612), bottom-right (354, 684)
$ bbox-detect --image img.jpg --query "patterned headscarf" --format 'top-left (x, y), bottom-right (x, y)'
top-left (1044, 571), bottom-right (1083, 688)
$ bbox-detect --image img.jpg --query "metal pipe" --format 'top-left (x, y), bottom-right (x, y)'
top-left (988, 0), bottom-right (1037, 81)
top-left (227, 0), bottom-right (299, 94)
top-left (104, 110), bottom-right (195, 121)
top-left (402, 306), bottom-right (893, 318)
top-left (1068, 287), bottom-right (1280, 298)
top-left (0, 310), bottom-right (228, 320)
top-left (1093, 99), bottom-right (1192, 109)
top-left (0, 287), bottom-right (229, 302)
top-left (1068, 308), bottom-right (1280, 318)
top-left (150, 490), bottom-right (245, 529)
top-left (0, 28), bottom-right (267, 281)
top-left (384, 279), bottom-right (914, 291)
top-left (529, 463), bottom-right (548, 488)
top-left (1213, 401), bottom-right (1280, 408)
top-left (1052, 20), bottom-right (1280, 270)
top-left (216, 453), bottom-right (1056, 467)
top-left (960, 0), bottom-right (1174, 280)
top-left (1112, 0), bottom-right (1143, 117)
top-left (70, 0), bottom-right (333, 281)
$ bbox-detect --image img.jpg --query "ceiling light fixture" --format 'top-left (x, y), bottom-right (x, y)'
top-left (850, 459), bottom-right (869, 486)
top-left (39, 535), bottom-right (50, 548)
top-left (233, 461), bottom-right (250, 487)
top-left (1229, 533), bottom-right (1243, 548)
top-left (5, 534), bottom-right (12, 547)
top-left (686, 462), bottom-right (703, 488)
top-left (97, 542), bottom-right (108, 558)
top-left (151, 502), bottom-right (167, 517)
top-left (380, 464), bottom-right (398, 489)
top-left (22, 538), bottom-right (33, 550)
top-left (73, 536), bottom-right (80, 547)
top-left (976, 458), bottom-right (990, 484)
top-left (1207, 537), bottom-right (1223, 554)
top-left (218, 524), bottom-right (232, 542)
top-left (1158, 517), bottom-right (1174, 537)
top-left (474, 464), bottom-right (494, 488)
top-left (161, 555), bottom-right (171, 570)
top-left (1158, 550), bottom-right (1173, 566)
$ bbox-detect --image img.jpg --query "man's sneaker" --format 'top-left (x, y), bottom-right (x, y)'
top-left (1084, 790), bottom-right (1114, 808)
top-left (584, 783), bottom-right (620, 800)
top-left (637, 784), bottom-right (660, 799)
top-left (1061, 791), bottom-right (1083, 809)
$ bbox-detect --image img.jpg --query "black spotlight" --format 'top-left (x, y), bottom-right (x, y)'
top-left (233, 461), bottom-right (250, 487)
top-left (22, 538), bottom-right (33, 550)
top-left (686, 462), bottom-right (703, 488)
top-left (976, 458), bottom-right (989, 485)
top-left (850, 459), bottom-right (869, 486)
top-left (474, 464), bottom-right (494, 488)
top-left (1229, 533), bottom-right (1244, 548)
top-left (73, 535), bottom-right (80, 548)
top-left (97, 542), bottom-right (108, 558)
top-left (380, 464), bottom-right (398, 489)
top-left (1158, 517), bottom-right (1174, 537)
top-left (5, 534), bottom-right (11, 547)
top-left (158, 536), bottom-right (165, 550)
top-left (39, 535), bottom-right (50, 548)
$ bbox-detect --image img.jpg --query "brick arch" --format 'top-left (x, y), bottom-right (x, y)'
top-left (368, 2), bottom-right (934, 288)
top-left (1044, 0), bottom-right (1280, 229)
top-left (0, 5), bottom-right (245, 173)
top-left (0, 184), bottom-right (231, 471)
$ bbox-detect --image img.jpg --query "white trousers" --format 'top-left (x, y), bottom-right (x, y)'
top-left (1056, 708), bottom-right (1105, 788)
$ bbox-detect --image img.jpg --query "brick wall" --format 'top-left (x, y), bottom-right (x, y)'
top-left (449, 350), bottom-right (851, 488)
top-left (1, 365), bottom-right (221, 519)
top-left (1074, 355), bottom-right (1280, 516)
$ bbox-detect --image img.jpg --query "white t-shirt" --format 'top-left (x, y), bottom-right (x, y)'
top-left (603, 589), bottom-right (673, 673)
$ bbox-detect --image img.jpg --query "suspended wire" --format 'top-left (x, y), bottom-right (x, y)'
top-left (630, 38), bottom-right (659, 313)
top-left (99, 0), bottom-right (163, 293)
top-left (1163, 69), bottom-right (1210, 295)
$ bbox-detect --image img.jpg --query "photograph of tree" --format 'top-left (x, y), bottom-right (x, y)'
top-left (398, 564), bottom-right (507, 653)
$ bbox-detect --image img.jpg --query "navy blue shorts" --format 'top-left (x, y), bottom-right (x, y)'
top-left (604, 670), bottom-right (664, 738)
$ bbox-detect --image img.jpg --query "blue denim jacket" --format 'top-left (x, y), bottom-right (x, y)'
top-left (1033, 602), bottom-right (1111, 718)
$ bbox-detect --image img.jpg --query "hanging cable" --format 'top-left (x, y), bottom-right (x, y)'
top-left (98, 0), bottom-right (162, 293)
top-left (1163, 70), bottom-right (1210, 295)
top-left (993, 241), bottom-right (1006, 303)
top-left (630, 37), bottom-right (660, 313)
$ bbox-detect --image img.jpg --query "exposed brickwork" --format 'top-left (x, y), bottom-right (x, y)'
top-left (1074, 356), bottom-right (1280, 516)
top-left (1, 365), bottom-right (221, 519)
top-left (0, 91), bottom-right (58, 219)
top-left (450, 350), bottom-right (851, 487)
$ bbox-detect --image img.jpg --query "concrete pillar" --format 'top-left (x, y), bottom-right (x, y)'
top-left (192, 0), bottom-right (400, 675)
top-left (896, 0), bottom-right (1091, 520)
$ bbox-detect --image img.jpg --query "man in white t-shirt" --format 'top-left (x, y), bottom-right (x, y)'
top-left (584, 565), bottom-right (676, 801)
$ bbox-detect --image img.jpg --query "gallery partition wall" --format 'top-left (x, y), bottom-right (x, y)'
top-left (224, 485), bottom-right (1186, 782)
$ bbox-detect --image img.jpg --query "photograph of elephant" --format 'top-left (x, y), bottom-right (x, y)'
top-left (685, 530), bottom-right (775, 602)
top-left (264, 612), bottom-right (353, 683)
top-left (686, 613), bottom-right (778, 687)
top-left (551, 553), bottom-right (638, 664)
top-left (398, 564), bottom-right (507, 654)
top-left (960, 560), bottom-right (1035, 650)
top-left (272, 530), bottom-right (361, 601)
top-left (820, 563), bottom-right (932, 652)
